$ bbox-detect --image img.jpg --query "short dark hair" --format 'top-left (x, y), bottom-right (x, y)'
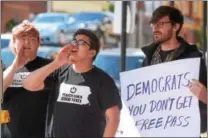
top-left (73, 29), bottom-right (100, 61)
top-left (150, 6), bottom-right (184, 35)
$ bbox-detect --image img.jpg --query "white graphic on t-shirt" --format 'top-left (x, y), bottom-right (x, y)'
top-left (9, 72), bottom-right (30, 87)
top-left (57, 83), bottom-right (91, 105)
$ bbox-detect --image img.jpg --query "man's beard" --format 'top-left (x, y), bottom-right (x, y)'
top-left (153, 30), bottom-right (173, 45)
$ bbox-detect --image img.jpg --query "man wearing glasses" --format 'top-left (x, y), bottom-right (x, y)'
top-left (2, 20), bottom-right (50, 138)
top-left (23, 29), bottom-right (122, 137)
top-left (141, 6), bottom-right (207, 134)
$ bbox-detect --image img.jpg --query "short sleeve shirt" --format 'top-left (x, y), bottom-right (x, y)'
top-left (2, 57), bottom-right (52, 138)
top-left (46, 65), bottom-right (122, 137)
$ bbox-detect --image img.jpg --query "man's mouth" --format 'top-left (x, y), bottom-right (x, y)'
top-left (23, 48), bottom-right (31, 50)
top-left (71, 49), bottom-right (78, 53)
top-left (23, 49), bottom-right (31, 53)
top-left (154, 33), bottom-right (161, 35)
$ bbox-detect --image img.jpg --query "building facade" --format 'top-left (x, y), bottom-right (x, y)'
top-left (1, 1), bottom-right (47, 33)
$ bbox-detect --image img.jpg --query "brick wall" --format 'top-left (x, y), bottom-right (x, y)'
top-left (1, 1), bottom-right (47, 33)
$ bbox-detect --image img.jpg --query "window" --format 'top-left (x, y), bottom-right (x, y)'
top-left (144, 1), bottom-right (162, 17)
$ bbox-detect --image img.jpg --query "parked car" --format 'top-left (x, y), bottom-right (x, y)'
top-left (32, 13), bottom-right (73, 45)
top-left (1, 45), bottom-right (61, 70)
top-left (67, 12), bottom-right (114, 46)
top-left (69, 12), bottom-right (112, 31)
top-left (1, 33), bottom-right (12, 49)
top-left (93, 48), bottom-right (145, 88)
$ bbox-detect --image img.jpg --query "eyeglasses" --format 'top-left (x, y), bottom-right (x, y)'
top-left (150, 21), bottom-right (172, 28)
top-left (17, 36), bottom-right (38, 41)
top-left (71, 39), bottom-right (91, 47)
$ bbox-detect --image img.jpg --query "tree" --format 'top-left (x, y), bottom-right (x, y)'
top-left (108, 3), bottom-right (114, 12)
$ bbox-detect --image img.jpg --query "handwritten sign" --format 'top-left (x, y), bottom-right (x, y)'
top-left (118, 58), bottom-right (200, 137)
top-left (115, 100), bottom-right (141, 137)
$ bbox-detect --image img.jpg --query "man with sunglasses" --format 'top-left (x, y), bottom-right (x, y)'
top-left (23, 29), bottom-right (122, 137)
top-left (141, 6), bottom-right (207, 135)
top-left (2, 20), bottom-right (50, 138)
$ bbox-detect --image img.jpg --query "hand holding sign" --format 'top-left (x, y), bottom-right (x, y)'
top-left (119, 58), bottom-right (201, 137)
top-left (189, 79), bottom-right (207, 104)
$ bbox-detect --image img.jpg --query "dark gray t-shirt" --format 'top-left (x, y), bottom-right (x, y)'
top-left (45, 65), bottom-right (122, 137)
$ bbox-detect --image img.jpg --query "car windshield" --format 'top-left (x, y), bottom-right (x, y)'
top-left (1, 39), bottom-right (10, 48)
top-left (33, 15), bottom-right (65, 23)
top-left (93, 55), bottom-right (144, 80)
top-left (73, 13), bottom-right (106, 22)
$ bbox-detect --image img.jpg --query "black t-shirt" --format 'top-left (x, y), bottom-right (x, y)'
top-left (159, 49), bottom-right (174, 62)
top-left (2, 57), bottom-right (52, 138)
top-left (45, 65), bottom-right (122, 137)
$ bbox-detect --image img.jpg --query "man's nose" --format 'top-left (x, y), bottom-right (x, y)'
top-left (152, 25), bottom-right (159, 32)
top-left (24, 39), bottom-right (30, 46)
top-left (72, 42), bottom-right (79, 47)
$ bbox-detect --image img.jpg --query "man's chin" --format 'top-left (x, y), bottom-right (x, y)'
top-left (23, 54), bottom-right (32, 59)
top-left (154, 39), bottom-right (160, 43)
top-left (24, 52), bottom-right (32, 56)
top-left (154, 39), bottom-right (165, 44)
top-left (24, 53), bottom-right (36, 60)
top-left (69, 60), bottom-right (76, 64)
top-left (69, 55), bottom-right (78, 60)
top-left (68, 57), bottom-right (77, 64)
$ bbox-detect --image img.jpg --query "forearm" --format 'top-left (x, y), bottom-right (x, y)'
top-left (23, 61), bottom-right (60, 91)
top-left (103, 118), bottom-right (119, 138)
top-left (3, 64), bottom-right (18, 93)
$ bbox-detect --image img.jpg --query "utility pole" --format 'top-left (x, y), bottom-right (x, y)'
top-left (47, 1), bottom-right (52, 12)
top-left (121, 1), bottom-right (127, 72)
top-left (136, 1), bottom-right (144, 48)
top-left (202, 1), bottom-right (207, 57)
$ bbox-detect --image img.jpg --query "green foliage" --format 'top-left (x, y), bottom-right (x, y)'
top-left (196, 28), bottom-right (203, 48)
top-left (108, 3), bottom-right (114, 12)
top-left (6, 19), bottom-right (16, 32)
